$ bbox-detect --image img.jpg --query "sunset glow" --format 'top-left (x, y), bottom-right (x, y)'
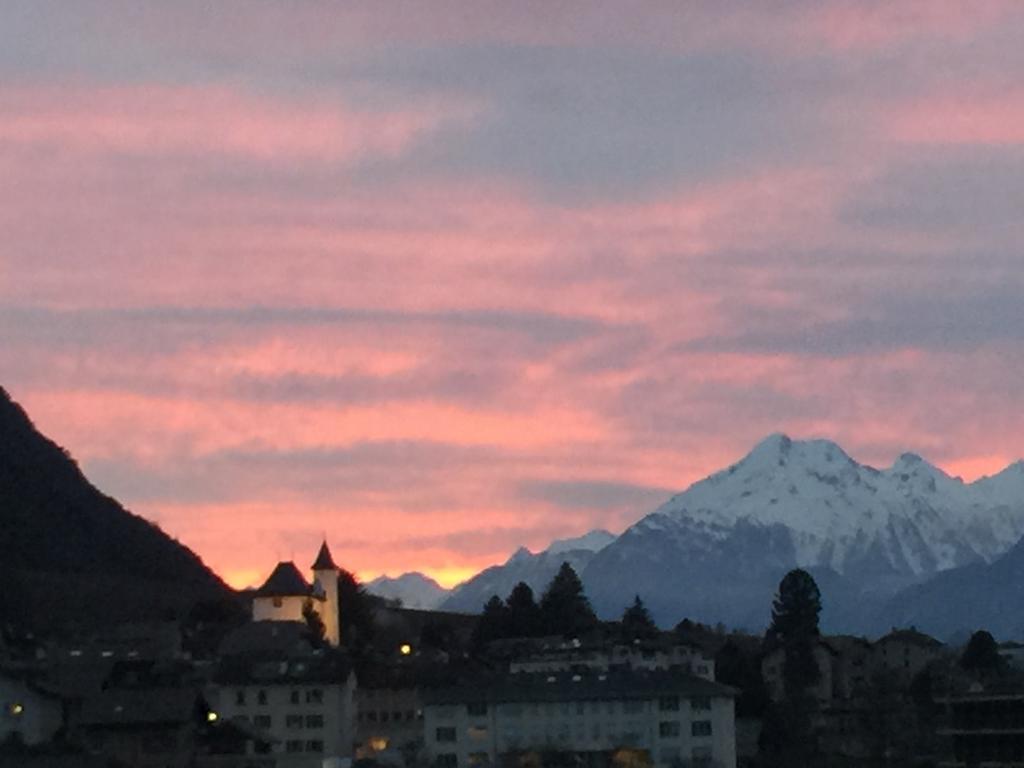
top-left (3, 1), bottom-right (1024, 591)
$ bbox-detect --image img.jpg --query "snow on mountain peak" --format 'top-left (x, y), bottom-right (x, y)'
top-left (650, 435), bottom-right (1024, 577)
top-left (545, 529), bottom-right (616, 556)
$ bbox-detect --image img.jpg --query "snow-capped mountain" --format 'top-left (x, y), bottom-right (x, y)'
top-left (581, 434), bottom-right (1024, 631)
top-left (366, 572), bottom-right (449, 610)
top-left (440, 530), bottom-right (615, 612)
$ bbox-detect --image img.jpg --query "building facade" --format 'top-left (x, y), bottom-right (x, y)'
top-left (251, 541), bottom-right (341, 648)
top-left (423, 669), bottom-right (736, 768)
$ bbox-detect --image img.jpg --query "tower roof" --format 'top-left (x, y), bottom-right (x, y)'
top-left (255, 562), bottom-right (311, 597)
top-left (311, 540), bottom-right (338, 571)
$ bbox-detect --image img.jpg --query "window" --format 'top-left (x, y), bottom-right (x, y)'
top-left (306, 740), bottom-right (324, 752)
top-left (691, 721), bottom-right (712, 737)
top-left (659, 721), bottom-right (681, 738)
top-left (468, 726), bottom-right (488, 741)
top-left (306, 714), bottom-right (324, 728)
top-left (286, 715), bottom-right (304, 729)
top-left (406, 710), bottom-right (415, 721)
top-left (382, 712), bottom-right (390, 723)
top-left (692, 746), bottom-right (712, 767)
top-left (254, 715), bottom-right (272, 729)
top-left (658, 696), bottom-right (680, 712)
top-left (691, 697), bottom-right (711, 711)
top-left (393, 711), bottom-right (402, 722)
top-left (306, 689), bottom-right (324, 704)
top-left (576, 702), bottom-right (585, 716)
top-left (468, 752), bottom-right (490, 767)
top-left (235, 690), bottom-right (246, 706)
top-left (467, 702), bottom-right (488, 717)
top-left (659, 748), bottom-right (680, 764)
top-left (273, 597), bottom-right (283, 608)
top-left (368, 712), bottom-right (378, 722)
top-left (290, 690), bottom-right (300, 704)
top-left (437, 754), bottom-right (458, 768)
top-left (623, 700), bottom-right (644, 714)
top-left (436, 727), bottom-right (457, 743)
top-left (257, 690), bottom-right (268, 706)
top-left (286, 739), bottom-right (303, 753)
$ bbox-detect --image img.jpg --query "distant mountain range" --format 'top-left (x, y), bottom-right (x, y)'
top-left (366, 572), bottom-right (449, 610)
top-left (434, 435), bottom-right (1024, 639)
top-left (0, 386), bottom-right (229, 632)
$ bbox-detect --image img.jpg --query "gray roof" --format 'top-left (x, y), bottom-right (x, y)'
top-left (311, 541), bottom-right (339, 571)
top-left (423, 668), bottom-right (735, 706)
top-left (214, 648), bottom-right (353, 687)
top-left (219, 621), bottom-right (314, 658)
top-left (255, 562), bottom-right (312, 597)
top-left (79, 687), bottom-right (203, 727)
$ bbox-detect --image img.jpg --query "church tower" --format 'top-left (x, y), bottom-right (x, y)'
top-left (311, 540), bottom-right (341, 647)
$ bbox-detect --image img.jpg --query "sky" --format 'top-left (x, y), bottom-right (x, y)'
top-left (3, 1), bottom-right (1024, 591)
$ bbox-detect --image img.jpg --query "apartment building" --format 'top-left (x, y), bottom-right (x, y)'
top-left (422, 668), bottom-right (736, 768)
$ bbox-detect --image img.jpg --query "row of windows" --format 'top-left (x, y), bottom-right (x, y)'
top-left (285, 714), bottom-right (325, 729)
top-left (285, 739), bottom-right (325, 753)
top-left (234, 689), bottom-right (324, 706)
top-left (658, 720), bottom-right (712, 738)
top-left (358, 709), bottom-right (422, 723)
top-left (453, 697), bottom-right (712, 719)
top-left (441, 718), bottom-right (714, 745)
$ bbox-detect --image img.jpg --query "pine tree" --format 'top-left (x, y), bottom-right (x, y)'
top-left (961, 629), bottom-right (1003, 675)
top-left (760, 568), bottom-right (824, 767)
top-left (472, 594), bottom-right (509, 650)
top-left (302, 598), bottom-right (327, 648)
top-left (539, 562), bottom-right (598, 637)
top-left (620, 595), bottom-right (657, 640)
top-left (505, 581), bottom-right (541, 638)
top-left (769, 568), bottom-right (822, 698)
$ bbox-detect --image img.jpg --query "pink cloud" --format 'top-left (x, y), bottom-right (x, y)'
top-left (0, 85), bottom-right (476, 162)
top-left (887, 90), bottom-right (1024, 145)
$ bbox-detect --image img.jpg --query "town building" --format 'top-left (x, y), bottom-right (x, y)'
top-left (212, 623), bottom-right (356, 768)
top-left (939, 690), bottom-right (1024, 766)
top-left (504, 638), bottom-right (715, 681)
top-left (874, 628), bottom-right (943, 680)
top-left (251, 541), bottom-right (341, 648)
top-left (422, 668), bottom-right (736, 768)
top-left (0, 666), bottom-right (64, 747)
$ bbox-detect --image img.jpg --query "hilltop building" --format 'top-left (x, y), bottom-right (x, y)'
top-left (251, 541), bottom-right (342, 647)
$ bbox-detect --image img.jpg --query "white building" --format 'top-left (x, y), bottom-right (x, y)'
top-left (212, 626), bottom-right (356, 768)
top-left (422, 668), bottom-right (736, 768)
top-left (507, 640), bottom-right (715, 681)
top-left (251, 541), bottom-right (342, 648)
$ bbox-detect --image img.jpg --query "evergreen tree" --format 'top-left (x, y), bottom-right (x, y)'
top-left (539, 562), bottom-right (598, 637)
top-left (302, 598), bottom-right (327, 648)
top-left (769, 568), bottom-right (822, 698)
top-left (961, 629), bottom-right (1004, 675)
top-left (337, 568), bottom-right (375, 648)
top-left (472, 594), bottom-right (509, 650)
top-left (620, 595), bottom-right (657, 640)
top-left (505, 581), bottom-right (541, 638)
top-left (760, 568), bottom-right (824, 768)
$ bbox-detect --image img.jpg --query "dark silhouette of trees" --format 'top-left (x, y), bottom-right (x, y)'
top-left (760, 568), bottom-right (824, 768)
top-left (620, 595), bottom-right (657, 640)
top-left (506, 582), bottom-right (541, 637)
top-left (302, 598), bottom-right (327, 648)
top-left (539, 562), bottom-right (599, 637)
top-left (769, 568), bottom-right (822, 697)
top-left (961, 629), bottom-right (1004, 676)
top-left (472, 595), bottom-right (509, 649)
top-left (715, 640), bottom-right (769, 717)
top-left (337, 568), bottom-right (375, 648)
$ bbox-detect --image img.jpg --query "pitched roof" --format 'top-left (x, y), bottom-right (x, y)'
top-left (878, 628), bottom-right (943, 649)
top-left (311, 541), bottom-right (338, 571)
top-left (254, 562), bottom-right (311, 598)
top-left (423, 668), bottom-right (735, 706)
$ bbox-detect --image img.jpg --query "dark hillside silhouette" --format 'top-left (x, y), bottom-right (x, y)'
top-left (0, 386), bottom-right (229, 632)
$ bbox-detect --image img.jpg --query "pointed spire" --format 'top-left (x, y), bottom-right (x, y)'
top-left (311, 540), bottom-right (338, 571)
